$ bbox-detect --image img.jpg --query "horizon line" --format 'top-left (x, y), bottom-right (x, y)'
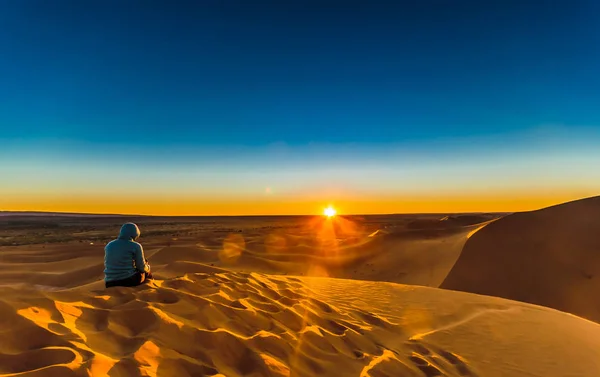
top-left (0, 209), bottom-right (512, 218)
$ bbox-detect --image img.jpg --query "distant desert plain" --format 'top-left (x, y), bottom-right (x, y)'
top-left (1, 197), bottom-right (600, 376)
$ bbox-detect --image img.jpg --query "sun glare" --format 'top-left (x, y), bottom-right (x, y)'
top-left (324, 206), bottom-right (337, 218)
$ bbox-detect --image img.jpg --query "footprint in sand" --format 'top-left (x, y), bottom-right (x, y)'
top-left (406, 340), bottom-right (476, 377)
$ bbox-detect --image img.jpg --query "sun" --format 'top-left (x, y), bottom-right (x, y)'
top-left (324, 206), bottom-right (337, 218)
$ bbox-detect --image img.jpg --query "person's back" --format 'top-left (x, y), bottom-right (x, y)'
top-left (104, 223), bottom-right (152, 288)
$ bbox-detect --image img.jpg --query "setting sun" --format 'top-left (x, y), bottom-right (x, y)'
top-left (324, 206), bottom-right (337, 218)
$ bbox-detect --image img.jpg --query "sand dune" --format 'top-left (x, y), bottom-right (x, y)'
top-left (442, 196), bottom-right (600, 323)
top-left (1, 208), bottom-right (599, 376)
top-left (2, 271), bottom-right (600, 376)
top-left (143, 216), bottom-right (489, 287)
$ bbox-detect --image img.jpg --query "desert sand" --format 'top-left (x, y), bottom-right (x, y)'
top-left (0, 200), bottom-right (599, 376)
top-left (442, 195), bottom-right (600, 323)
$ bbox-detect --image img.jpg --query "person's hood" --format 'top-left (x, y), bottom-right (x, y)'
top-left (118, 223), bottom-right (140, 241)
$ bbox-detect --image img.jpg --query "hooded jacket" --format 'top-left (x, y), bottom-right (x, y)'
top-left (104, 223), bottom-right (150, 282)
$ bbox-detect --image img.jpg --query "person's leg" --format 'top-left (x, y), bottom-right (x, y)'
top-left (105, 272), bottom-right (144, 288)
top-left (137, 272), bottom-right (153, 285)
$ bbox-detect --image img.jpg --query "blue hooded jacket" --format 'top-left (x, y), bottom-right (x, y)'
top-left (104, 223), bottom-right (149, 282)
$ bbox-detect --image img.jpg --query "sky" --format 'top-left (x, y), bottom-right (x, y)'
top-left (1, 1), bottom-right (600, 215)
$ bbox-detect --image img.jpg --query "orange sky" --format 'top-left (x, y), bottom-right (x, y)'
top-left (3, 190), bottom-right (596, 216)
top-left (2, 128), bottom-right (599, 216)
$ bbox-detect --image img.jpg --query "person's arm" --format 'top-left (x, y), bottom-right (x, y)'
top-left (134, 244), bottom-right (150, 273)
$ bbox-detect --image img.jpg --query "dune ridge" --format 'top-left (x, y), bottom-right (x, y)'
top-left (442, 195), bottom-right (600, 322)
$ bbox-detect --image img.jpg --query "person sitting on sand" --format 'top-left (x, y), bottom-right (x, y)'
top-left (104, 222), bottom-right (153, 288)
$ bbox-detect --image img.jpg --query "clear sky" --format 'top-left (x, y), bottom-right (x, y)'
top-left (1, 1), bottom-right (599, 215)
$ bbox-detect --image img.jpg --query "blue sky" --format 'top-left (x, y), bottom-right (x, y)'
top-left (1, 1), bottom-right (599, 214)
